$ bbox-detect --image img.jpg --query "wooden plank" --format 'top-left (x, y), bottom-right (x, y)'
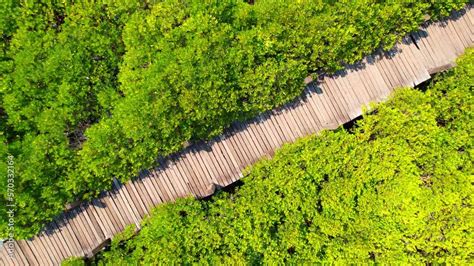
top-left (44, 223), bottom-right (68, 261)
top-left (226, 127), bottom-right (251, 168)
top-left (326, 78), bottom-right (354, 123)
top-left (251, 115), bottom-right (274, 153)
top-left (269, 109), bottom-right (295, 143)
top-left (298, 95), bottom-right (321, 133)
top-left (179, 152), bottom-right (207, 196)
top-left (319, 77), bottom-right (351, 124)
top-left (64, 209), bottom-right (90, 256)
top-left (257, 113), bottom-right (281, 151)
top-left (402, 38), bottom-right (431, 85)
top-left (139, 170), bottom-right (162, 206)
top-left (395, 43), bottom-right (418, 87)
top-left (248, 118), bottom-right (272, 156)
top-left (0, 245), bottom-right (18, 266)
top-left (306, 86), bottom-right (338, 129)
top-left (290, 100), bottom-right (311, 135)
top-left (212, 139), bottom-right (239, 183)
top-left (217, 135), bottom-right (242, 181)
top-left (53, 222), bottom-right (75, 260)
top-left (139, 170), bottom-right (163, 206)
top-left (334, 70), bottom-right (362, 111)
top-left (386, 48), bottom-right (410, 87)
top-left (340, 68), bottom-right (366, 106)
top-left (183, 150), bottom-right (210, 197)
top-left (149, 168), bottom-right (175, 201)
top-left (443, 19), bottom-right (467, 55)
top-left (451, 15), bottom-right (469, 47)
top-left (92, 197), bottom-right (119, 237)
top-left (154, 166), bottom-right (180, 202)
top-left (149, 167), bottom-right (174, 201)
top-left (173, 154), bottom-right (199, 195)
top-left (172, 156), bottom-right (196, 197)
top-left (96, 194), bottom-right (125, 235)
top-left (265, 111), bottom-right (287, 145)
top-left (387, 47), bottom-right (411, 87)
top-left (102, 192), bottom-right (128, 233)
top-left (186, 149), bottom-right (212, 196)
top-left (466, 7), bottom-right (474, 27)
top-left (198, 145), bottom-right (225, 190)
top-left (192, 148), bottom-right (217, 195)
top-left (111, 179), bottom-right (140, 227)
top-left (83, 204), bottom-right (107, 242)
top-left (168, 157), bottom-right (190, 197)
top-left (122, 181), bottom-right (147, 221)
top-left (290, 101), bottom-right (311, 137)
top-left (132, 177), bottom-right (155, 213)
top-left (358, 58), bottom-right (385, 103)
top-left (39, 227), bottom-right (63, 264)
top-left (167, 156), bottom-right (192, 197)
top-left (80, 205), bottom-right (104, 247)
top-left (190, 147), bottom-right (218, 195)
top-left (154, 166), bottom-right (180, 201)
top-left (410, 39), bottom-right (432, 83)
top-left (432, 22), bottom-right (457, 63)
top-left (411, 31), bottom-right (437, 70)
top-left (110, 180), bottom-right (139, 227)
top-left (35, 233), bottom-right (57, 265)
top-left (93, 199), bottom-right (116, 237)
top-left (108, 184), bottom-right (135, 229)
top-left (425, 25), bottom-right (450, 67)
top-left (466, 8), bottom-right (474, 34)
top-left (357, 63), bottom-right (380, 103)
top-left (418, 26), bottom-right (443, 68)
top-left (26, 240), bottom-right (49, 265)
top-left (12, 242), bottom-right (29, 266)
top-left (238, 121), bottom-right (263, 163)
top-left (219, 134), bottom-right (242, 172)
top-left (208, 140), bottom-right (235, 185)
top-left (206, 143), bottom-right (230, 186)
top-left (57, 214), bottom-right (84, 257)
top-left (373, 51), bottom-right (398, 89)
top-left (282, 104), bottom-right (305, 139)
top-left (131, 177), bottom-right (155, 214)
top-left (17, 240), bottom-right (39, 266)
top-left (126, 181), bottom-right (150, 217)
top-left (420, 27), bottom-right (444, 67)
top-left (347, 67), bottom-right (373, 109)
top-left (348, 66), bottom-right (373, 104)
top-left (73, 207), bottom-right (96, 254)
top-left (240, 122), bottom-right (265, 160)
top-left (274, 106), bottom-right (297, 141)
top-left (455, 12), bottom-right (473, 45)
top-left (294, 99), bottom-right (316, 135)
top-left (266, 111), bottom-right (286, 147)
top-left (281, 105), bottom-right (302, 141)
top-left (366, 54), bottom-right (393, 100)
top-left (39, 227), bottom-right (62, 263)
top-left (329, 73), bottom-right (360, 119)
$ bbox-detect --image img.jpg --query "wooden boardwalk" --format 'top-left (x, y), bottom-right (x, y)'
top-left (1, 7), bottom-right (473, 265)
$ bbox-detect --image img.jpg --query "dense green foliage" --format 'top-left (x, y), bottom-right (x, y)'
top-left (0, 0), bottom-right (144, 237)
top-left (61, 257), bottom-right (85, 266)
top-left (0, 0), bottom-right (468, 238)
top-left (94, 49), bottom-right (474, 264)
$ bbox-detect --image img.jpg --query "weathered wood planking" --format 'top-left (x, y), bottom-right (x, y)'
top-left (1, 7), bottom-right (472, 266)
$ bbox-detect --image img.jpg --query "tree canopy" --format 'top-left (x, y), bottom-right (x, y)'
top-left (93, 49), bottom-right (474, 265)
top-left (0, 0), bottom-right (469, 238)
